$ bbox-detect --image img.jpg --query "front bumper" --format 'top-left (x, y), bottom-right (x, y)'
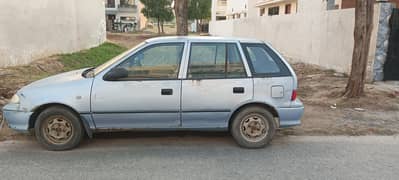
top-left (2, 107), bottom-right (32, 133)
top-left (277, 102), bottom-right (304, 128)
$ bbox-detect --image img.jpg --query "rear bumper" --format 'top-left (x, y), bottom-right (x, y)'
top-left (2, 109), bottom-right (32, 133)
top-left (277, 105), bottom-right (304, 128)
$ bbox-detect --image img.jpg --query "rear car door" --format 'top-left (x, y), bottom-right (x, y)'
top-left (181, 42), bottom-right (253, 129)
top-left (91, 42), bottom-right (186, 129)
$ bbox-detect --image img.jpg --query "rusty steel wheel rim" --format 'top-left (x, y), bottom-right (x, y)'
top-left (42, 116), bottom-right (73, 145)
top-left (239, 114), bottom-right (269, 143)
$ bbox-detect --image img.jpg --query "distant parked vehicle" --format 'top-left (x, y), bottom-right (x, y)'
top-left (2, 36), bottom-right (304, 151)
top-left (112, 20), bottom-right (137, 32)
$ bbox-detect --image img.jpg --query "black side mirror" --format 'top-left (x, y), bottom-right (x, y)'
top-left (103, 68), bottom-right (129, 81)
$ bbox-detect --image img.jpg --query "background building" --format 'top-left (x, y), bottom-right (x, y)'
top-left (256, 0), bottom-right (298, 16)
top-left (328, 0), bottom-right (399, 9)
top-left (105, 0), bottom-right (147, 32)
top-left (212, 0), bottom-right (248, 21)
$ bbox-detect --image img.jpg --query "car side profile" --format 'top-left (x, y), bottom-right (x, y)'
top-left (2, 36), bottom-right (304, 151)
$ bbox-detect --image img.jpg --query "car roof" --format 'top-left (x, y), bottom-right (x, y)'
top-left (145, 36), bottom-right (263, 44)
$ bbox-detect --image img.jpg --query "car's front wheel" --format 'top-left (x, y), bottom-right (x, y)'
top-left (230, 106), bottom-right (276, 148)
top-left (34, 106), bottom-right (84, 151)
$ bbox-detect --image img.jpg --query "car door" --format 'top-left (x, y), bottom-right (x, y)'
top-left (91, 42), bottom-right (186, 129)
top-left (181, 42), bottom-right (253, 129)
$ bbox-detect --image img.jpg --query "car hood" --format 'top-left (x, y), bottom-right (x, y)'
top-left (21, 68), bottom-right (90, 91)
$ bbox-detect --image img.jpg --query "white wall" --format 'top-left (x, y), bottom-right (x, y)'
top-left (0, 0), bottom-right (106, 67)
top-left (210, 0), bottom-right (379, 74)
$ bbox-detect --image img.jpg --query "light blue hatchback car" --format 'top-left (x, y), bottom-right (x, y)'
top-left (2, 36), bottom-right (304, 150)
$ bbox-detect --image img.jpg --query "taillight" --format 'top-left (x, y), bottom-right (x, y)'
top-left (291, 90), bottom-right (297, 101)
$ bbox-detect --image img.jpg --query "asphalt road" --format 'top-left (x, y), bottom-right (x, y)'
top-left (0, 133), bottom-right (398, 180)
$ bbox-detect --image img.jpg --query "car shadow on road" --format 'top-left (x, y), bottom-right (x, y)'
top-left (76, 131), bottom-right (289, 150)
top-left (79, 131), bottom-right (235, 148)
top-left (0, 130), bottom-right (289, 151)
top-left (93, 131), bottom-right (230, 139)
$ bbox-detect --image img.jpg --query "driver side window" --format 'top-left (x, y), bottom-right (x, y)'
top-left (115, 43), bottom-right (184, 80)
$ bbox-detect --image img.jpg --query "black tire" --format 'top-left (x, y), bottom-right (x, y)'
top-left (230, 106), bottom-right (276, 148)
top-left (34, 106), bottom-right (84, 151)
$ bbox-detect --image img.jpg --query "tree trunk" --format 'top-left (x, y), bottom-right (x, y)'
top-left (161, 21), bottom-right (164, 34)
top-left (174, 0), bottom-right (188, 35)
top-left (157, 17), bottom-right (161, 34)
top-left (344, 0), bottom-right (374, 98)
top-left (197, 19), bottom-right (201, 33)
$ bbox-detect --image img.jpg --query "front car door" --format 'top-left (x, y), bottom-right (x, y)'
top-left (91, 41), bottom-right (187, 129)
top-left (181, 41), bottom-right (253, 129)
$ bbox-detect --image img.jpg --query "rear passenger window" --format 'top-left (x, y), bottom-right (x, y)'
top-left (188, 43), bottom-right (246, 79)
top-left (227, 44), bottom-right (246, 78)
top-left (242, 43), bottom-right (291, 77)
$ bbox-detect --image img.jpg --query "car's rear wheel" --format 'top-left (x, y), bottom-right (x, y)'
top-left (230, 106), bottom-right (276, 148)
top-left (34, 106), bottom-right (84, 151)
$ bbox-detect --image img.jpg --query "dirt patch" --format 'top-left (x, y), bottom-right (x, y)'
top-left (107, 33), bottom-right (155, 49)
top-left (1, 33), bottom-right (399, 141)
top-left (280, 63), bottom-right (399, 136)
top-left (0, 57), bottom-right (64, 99)
top-left (294, 63), bottom-right (399, 111)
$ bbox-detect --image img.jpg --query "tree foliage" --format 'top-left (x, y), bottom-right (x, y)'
top-left (188, 0), bottom-right (211, 33)
top-left (188, 0), bottom-right (211, 21)
top-left (140, 0), bottom-right (174, 34)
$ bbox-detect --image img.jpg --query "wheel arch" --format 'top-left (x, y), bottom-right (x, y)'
top-left (228, 102), bottom-right (279, 130)
top-left (29, 103), bottom-right (93, 138)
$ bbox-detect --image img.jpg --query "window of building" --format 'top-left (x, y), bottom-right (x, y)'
top-left (216, 16), bottom-right (227, 21)
top-left (285, 4), bottom-right (292, 14)
top-left (268, 6), bottom-right (279, 16)
top-left (260, 8), bottom-right (266, 16)
top-left (218, 0), bottom-right (227, 6)
top-left (188, 43), bottom-right (246, 79)
top-left (106, 0), bottom-right (115, 8)
top-left (120, 17), bottom-right (136, 21)
top-left (114, 43), bottom-right (184, 80)
top-left (119, 0), bottom-right (136, 8)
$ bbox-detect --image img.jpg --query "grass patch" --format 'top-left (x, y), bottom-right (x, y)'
top-left (59, 42), bottom-right (127, 71)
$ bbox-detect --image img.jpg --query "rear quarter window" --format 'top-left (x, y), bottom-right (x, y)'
top-left (241, 43), bottom-right (291, 77)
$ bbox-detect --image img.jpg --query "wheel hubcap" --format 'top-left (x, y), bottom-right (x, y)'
top-left (43, 116), bottom-right (73, 144)
top-left (240, 114), bottom-right (268, 142)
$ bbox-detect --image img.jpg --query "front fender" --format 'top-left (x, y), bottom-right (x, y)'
top-left (21, 79), bottom-right (93, 114)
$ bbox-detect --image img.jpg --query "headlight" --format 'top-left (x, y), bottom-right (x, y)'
top-left (10, 94), bottom-right (20, 104)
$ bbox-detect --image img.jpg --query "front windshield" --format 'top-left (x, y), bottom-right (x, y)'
top-left (93, 42), bottom-right (146, 75)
